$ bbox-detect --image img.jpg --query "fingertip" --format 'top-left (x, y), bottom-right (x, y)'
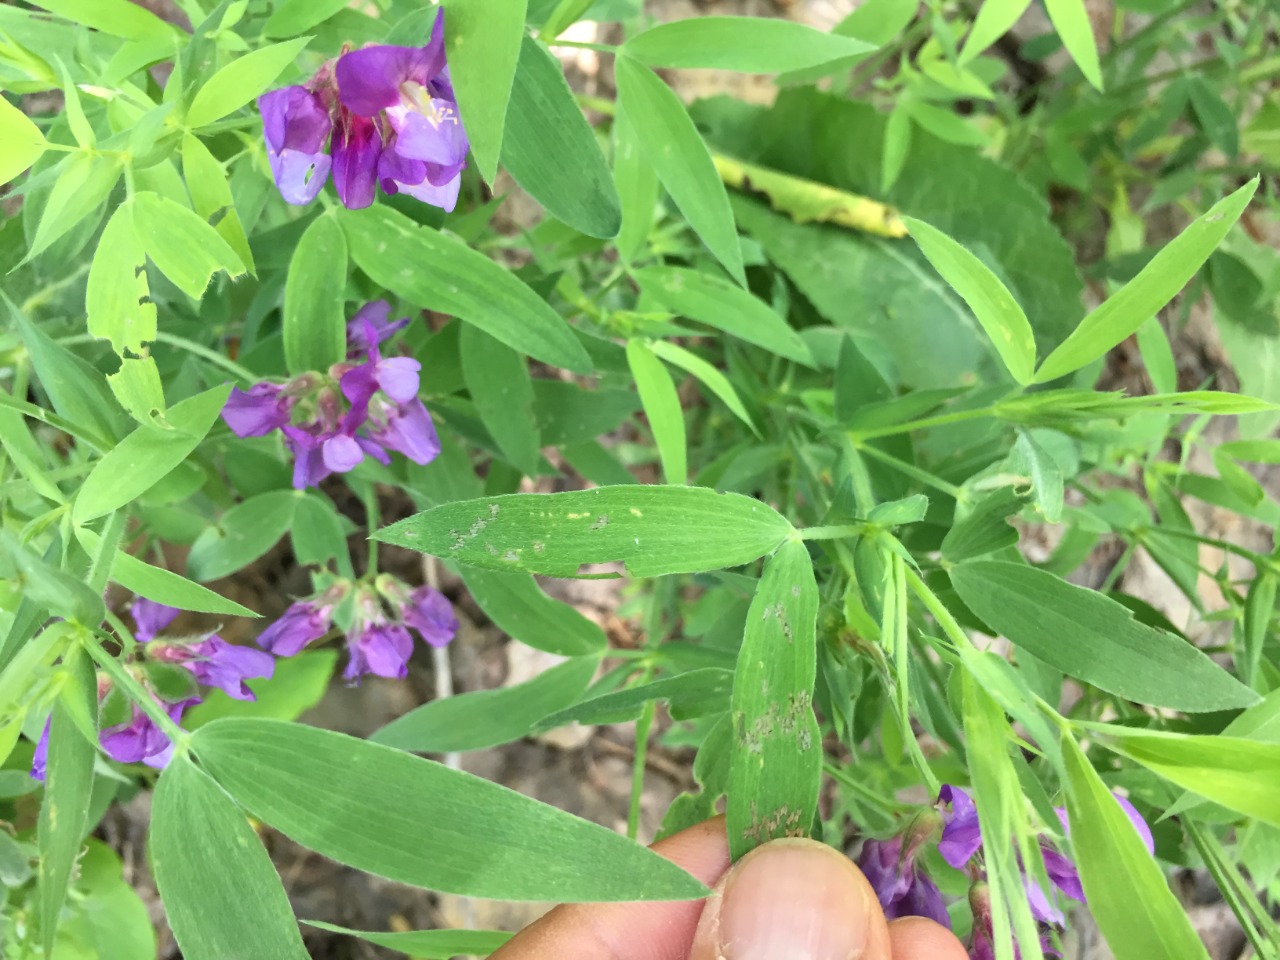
top-left (887, 916), bottom-right (969, 960)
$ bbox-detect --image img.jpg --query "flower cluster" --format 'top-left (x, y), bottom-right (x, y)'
top-left (30, 599), bottom-right (275, 779)
top-left (855, 784), bottom-right (1154, 960)
top-left (221, 301), bottom-right (441, 489)
top-left (938, 784), bottom-right (1154, 959)
top-left (258, 9), bottom-right (468, 211)
top-left (256, 575), bottom-right (457, 683)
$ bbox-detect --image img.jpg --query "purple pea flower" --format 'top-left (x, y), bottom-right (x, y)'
top-left (402, 585), bottom-right (458, 648)
top-left (333, 10), bottom-right (468, 211)
top-left (858, 835), bottom-right (950, 928)
top-left (257, 598), bottom-right (335, 656)
top-left (259, 85), bottom-right (333, 206)
top-left (100, 696), bottom-right (200, 769)
top-left (366, 396), bottom-right (441, 465)
top-left (222, 382), bottom-right (296, 438)
top-left (150, 635), bottom-right (275, 701)
top-left (939, 784), bottom-right (1154, 926)
top-left (347, 300), bottom-right (410, 356)
top-left (29, 718), bottom-right (51, 782)
top-left (132, 598), bottom-right (179, 643)
top-left (344, 618), bottom-right (415, 682)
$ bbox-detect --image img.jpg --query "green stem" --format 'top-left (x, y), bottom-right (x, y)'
top-left (56, 331), bottom-right (259, 384)
top-left (575, 94), bottom-right (616, 117)
top-left (362, 482), bottom-right (380, 574)
top-left (849, 405), bottom-right (997, 443)
top-left (20, 262), bottom-right (92, 314)
top-left (904, 567), bottom-right (973, 654)
top-left (855, 441), bottom-right (967, 502)
top-left (0, 390), bottom-right (111, 451)
top-left (85, 632), bottom-right (189, 750)
top-left (548, 39), bottom-right (617, 53)
top-left (627, 700), bottom-right (656, 841)
top-left (88, 511), bottom-right (125, 595)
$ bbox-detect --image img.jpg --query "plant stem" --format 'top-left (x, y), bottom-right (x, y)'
top-left (849, 405), bottom-right (997, 443)
top-left (86, 630), bottom-right (189, 750)
top-left (799, 524), bottom-right (865, 541)
top-left (854, 441), bottom-right (967, 501)
top-left (548, 39), bottom-right (617, 53)
top-left (628, 700), bottom-right (656, 841)
top-left (363, 482), bottom-right (380, 574)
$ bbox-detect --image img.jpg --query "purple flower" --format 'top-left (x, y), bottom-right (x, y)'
top-left (857, 836), bottom-right (950, 928)
top-left (29, 718), bottom-right (50, 782)
top-left (331, 109), bottom-right (382, 210)
top-left (100, 696), bottom-right (199, 769)
top-left (366, 396), bottom-right (441, 465)
top-left (939, 784), bottom-right (1155, 927)
top-left (258, 86), bottom-right (332, 205)
top-left (152, 635), bottom-right (275, 701)
top-left (347, 300), bottom-right (410, 356)
top-left (132, 598), bottom-right (179, 643)
top-left (334, 10), bottom-right (468, 212)
top-left (222, 383), bottom-right (295, 437)
top-left (344, 619), bottom-right (415, 681)
top-left (257, 599), bottom-right (334, 656)
top-left (402, 585), bottom-right (457, 648)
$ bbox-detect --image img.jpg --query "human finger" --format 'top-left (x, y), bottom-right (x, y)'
top-left (887, 916), bottom-right (969, 960)
top-left (688, 837), bottom-right (894, 960)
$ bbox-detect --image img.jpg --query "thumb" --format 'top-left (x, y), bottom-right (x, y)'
top-left (688, 837), bottom-right (893, 960)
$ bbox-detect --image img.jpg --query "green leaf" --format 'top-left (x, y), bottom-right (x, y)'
top-left (613, 100), bottom-right (659, 259)
top-left (460, 324), bottom-right (542, 476)
top-left (27, 152), bottom-right (122, 262)
top-left (634, 265), bottom-right (813, 366)
top-left (107, 355), bottom-right (166, 425)
top-left (152, 756), bottom-right (310, 960)
top-left (533, 380), bottom-right (639, 447)
top-left (1043, 0), bottom-right (1102, 90)
top-left (263, 0), bottom-right (349, 37)
top-left (372, 655), bottom-right (598, 752)
top-left (627, 339), bottom-right (686, 485)
top-left (777, 0), bottom-right (915, 84)
top-left (181, 133), bottom-right (255, 276)
top-left (881, 99), bottom-right (912, 193)
top-left (192, 718), bottom-right (709, 901)
top-left (186, 38), bottom-right (311, 128)
top-left (624, 15), bottom-right (874, 72)
top-left (460, 568), bottom-right (606, 656)
top-left (1084, 723), bottom-right (1280, 828)
top-left (0, 93), bottom-right (46, 184)
top-left (132, 191), bottom-right (247, 299)
top-left (1187, 76), bottom-right (1239, 158)
top-left (941, 487), bottom-right (1028, 562)
top-left (283, 212), bottom-right (347, 376)
top-left (502, 35), bottom-right (621, 238)
top-left (185, 650), bottom-right (338, 729)
top-left (376, 485), bottom-right (794, 578)
top-left (538, 668), bottom-right (734, 730)
top-left (28, 0), bottom-right (172, 39)
top-left (1062, 733), bottom-right (1212, 960)
top-left (950, 560), bottom-right (1259, 713)
top-left (37, 644), bottom-right (97, 956)
top-left (188, 491), bottom-right (299, 582)
top-left (614, 56), bottom-right (744, 284)
top-left (903, 216), bottom-right (1036, 384)
top-left (16, 311), bottom-right (125, 448)
top-left (290, 494), bottom-right (353, 576)
top-left (727, 538), bottom-right (820, 859)
top-left (86, 201), bottom-right (156, 356)
top-left (959, 0), bottom-right (1032, 62)
top-left (73, 385), bottom-right (232, 525)
top-left (648, 339), bottom-right (756, 432)
top-left (343, 204), bottom-right (592, 372)
top-left (110, 551), bottom-right (257, 617)
top-left (1034, 179), bottom-right (1258, 383)
top-left (2, 536), bottom-right (103, 626)
top-left (300, 921), bottom-right (511, 959)
top-left (446, 0), bottom-right (526, 184)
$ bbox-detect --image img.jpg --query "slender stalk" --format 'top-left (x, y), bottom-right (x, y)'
top-left (855, 441), bottom-right (967, 502)
top-left (849, 405), bottom-right (997, 443)
top-left (547, 39), bottom-right (617, 53)
top-left (363, 482), bottom-right (380, 574)
top-left (628, 700), bottom-right (656, 841)
top-left (85, 631), bottom-right (189, 750)
top-left (799, 524), bottom-right (865, 541)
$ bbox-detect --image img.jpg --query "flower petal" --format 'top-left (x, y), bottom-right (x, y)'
top-left (938, 784), bottom-right (984, 870)
top-left (335, 32), bottom-right (446, 118)
top-left (331, 113), bottom-right (382, 210)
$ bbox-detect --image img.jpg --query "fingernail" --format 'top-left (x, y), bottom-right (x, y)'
top-left (717, 839), bottom-right (871, 960)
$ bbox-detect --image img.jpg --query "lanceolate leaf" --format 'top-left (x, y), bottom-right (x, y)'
top-left (727, 538), bottom-right (822, 859)
top-left (132, 192), bottom-right (247, 299)
top-left (950, 560), bottom-right (1258, 713)
top-left (445, 0), bottom-right (526, 184)
top-left (343, 204), bottom-right (592, 373)
top-left (1062, 734), bottom-right (1212, 960)
top-left (376, 486), bottom-right (794, 578)
top-left (614, 56), bottom-right (745, 285)
top-left (152, 757), bottom-right (310, 960)
top-left (1043, 0), bottom-right (1103, 90)
top-left (903, 216), bottom-right (1036, 384)
top-left (1034, 179), bottom-right (1258, 383)
top-left (186, 37), bottom-right (311, 128)
top-left (85, 201), bottom-right (156, 356)
top-left (623, 16), bottom-right (875, 73)
top-left (193, 718), bottom-right (708, 902)
top-left (502, 35), bottom-right (621, 238)
top-left (460, 568), bottom-right (606, 657)
top-left (283, 212), bottom-right (347, 376)
top-left (627, 339), bottom-right (687, 485)
top-left (0, 94), bottom-right (47, 185)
